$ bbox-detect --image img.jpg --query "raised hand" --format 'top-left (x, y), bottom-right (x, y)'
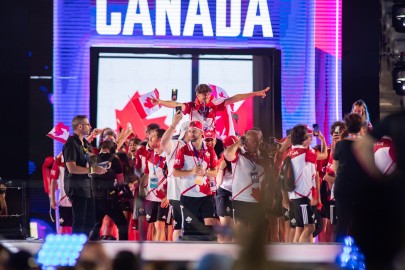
top-left (151, 97), bottom-right (160, 106)
top-left (255, 87), bottom-right (270, 98)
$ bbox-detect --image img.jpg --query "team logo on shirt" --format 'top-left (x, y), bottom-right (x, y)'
top-left (205, 152), bottom-right (210, 157)
top-left (174, 159), bottom-right (180, 165)
top-left (185, 216), bottom-right (192, 223)
top-left (146, 214), bottom-right (151, 221)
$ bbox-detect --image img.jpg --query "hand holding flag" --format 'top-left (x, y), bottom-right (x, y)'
top-left (132, 89), bottom-right (161, 119)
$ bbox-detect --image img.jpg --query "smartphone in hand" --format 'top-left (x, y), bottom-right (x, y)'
top-left (312, 124), bottom-right (319, 136)
top-left (172, 89), bottom-right (178, 101)
top-left (334, 126), bottom-right (340, 134)
top-left (175, 106), bottom-right (182, 113)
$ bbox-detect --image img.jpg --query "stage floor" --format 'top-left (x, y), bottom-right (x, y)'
top-left (1, 240), bottom-right (343, 263)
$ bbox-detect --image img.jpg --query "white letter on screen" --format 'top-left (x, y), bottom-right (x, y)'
top-left (156, 0), bottom-right (181, 36)
top-left (123, 0), bottom-right (154, 35)
top-left (216, 0), bottom-right (241, 36)
top-left (96, 0), bottom-right (122, 35)
top-left (243, 0), bottom-right (273, 37)
top-left (183, 0), bottom-right (213, 36)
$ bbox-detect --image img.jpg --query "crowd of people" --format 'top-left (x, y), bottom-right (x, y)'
top-left (39, 83), bottom-right (405, 268)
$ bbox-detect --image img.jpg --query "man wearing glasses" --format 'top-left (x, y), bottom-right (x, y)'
top-left (63, 115), bottom-right (107, 236)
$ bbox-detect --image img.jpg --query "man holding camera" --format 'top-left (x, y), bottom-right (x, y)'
top-left (223, 130), bottom-right (271, 238)
top-left (89, 140), bottom-right (128, 240)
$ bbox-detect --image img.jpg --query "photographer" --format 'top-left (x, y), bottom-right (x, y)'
top-left (89, 140), bottom-right (128, 240)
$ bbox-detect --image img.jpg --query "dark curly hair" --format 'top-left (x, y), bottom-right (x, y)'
top-left (290, 124), bottom-right (309, 145)
top-left (195, 84), bottom-right (212, 94)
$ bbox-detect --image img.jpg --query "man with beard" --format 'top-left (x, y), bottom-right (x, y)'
top-left (173, 121), bottom-right (218, 239)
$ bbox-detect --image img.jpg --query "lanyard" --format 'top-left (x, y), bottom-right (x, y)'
top-left (192, 144), bottom-right (205, 166)
top-left (151, 153), bottom-right (163, 175)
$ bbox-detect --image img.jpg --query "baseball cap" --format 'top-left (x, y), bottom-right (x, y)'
top-left (303, 124), bottom-right (313, 134)
top-left (189, 121), bottom-right (204, 132)
top-left (178, 121), bottom-right (191, 140)
top-left (223, 135), bottom-right (238, 148)
top-left (204, 129), bottom-right (216, 139)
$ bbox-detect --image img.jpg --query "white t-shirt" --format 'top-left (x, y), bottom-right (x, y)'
top-left (144, 151), bottom-right (167, 202)
top-left (217, 156), bottom-right (233, 192)
top-left (165, 139), bottom-right (186, 201)
top-left (173, 142), bottom-right (217, 197)
top-left (229, 147), bottom-right (265, 203)
top-left (286, 145), bottom-right (316, 200)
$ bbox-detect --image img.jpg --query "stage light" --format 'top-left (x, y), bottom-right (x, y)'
top-left (392, 59), bottom-right (405, 95)
top-left (392, 3), bottom-right (405, 32)
top-left (36, 233), bottom-right (87, 269)
top-left (335, 236), bottom-right (366, 270)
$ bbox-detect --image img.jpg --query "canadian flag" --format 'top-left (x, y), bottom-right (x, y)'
top-left (132, 89), bottom-right (161, 119)
top-left (209, 84), bottom-right (236, 138)
top-left (47, 122), bottom-right (70, 144)
top-left (116, 91), bottom-right (146, 139)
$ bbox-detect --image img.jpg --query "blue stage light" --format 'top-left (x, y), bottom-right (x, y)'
top-left (336, 236), bottom-right (366, 270)
top-left (36, 233), bottom-right (87, 268)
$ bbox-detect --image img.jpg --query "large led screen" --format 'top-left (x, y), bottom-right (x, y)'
top-left (53, 0), bottom-right (341, 153)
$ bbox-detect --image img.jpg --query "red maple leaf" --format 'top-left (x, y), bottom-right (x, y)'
top-left (219, 92), bottom-right (226, 98)
top-left (251, 187), bottom-right (261, 201)
top-left (142, 116), bottom-right (168, 131)
top-left (54, 122), bottom-right (68, 136)
top-left (155, 188), bottom-right (167, 199)
top-left (199, 182), bottom-right (212, 195)
top-left (116, 93), bottom-right (147, 140)
top-left (143, 97), bottom-right (155, 109)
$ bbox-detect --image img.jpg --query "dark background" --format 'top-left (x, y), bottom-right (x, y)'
top-left (0, 0), bottom-right (381, 236)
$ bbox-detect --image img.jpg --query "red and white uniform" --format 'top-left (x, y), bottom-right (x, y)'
top-left (286, 145), bottom-right (317, 200)
top-left (50, 156), bottom-right (71, 207)
top-left (218, 156), bottom-right (233, 193)
top-left (374, 136), bottom-right (397, 175)
top-left (183, 99), bottom-right (225, 131)
top-left (144, 151), bottom-right (167, 202)
top-left (165, 139), bottom-right (186, 201)
top-left (229, 148), bottom-right (265, 203)
top-left (173, 142), bottom-right (217, 197)
top-left (135, 144), bottom-right (153, 173)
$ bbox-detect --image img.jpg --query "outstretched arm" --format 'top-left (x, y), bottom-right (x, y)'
top-left (224, 87), bottom-right (270, 106)
top-left (151, 97), bottom-right (185, 110)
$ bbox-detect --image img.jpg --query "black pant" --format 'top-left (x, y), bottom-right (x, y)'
top-left (70, 196), bottom-right (95, 237)
top-left (89, 198), bottom-right (128, 240)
